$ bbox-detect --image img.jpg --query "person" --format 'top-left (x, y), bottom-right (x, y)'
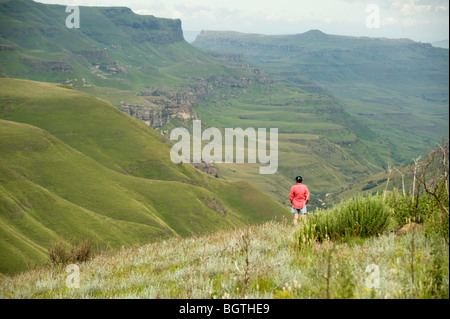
top-left (290, 176), bottom-right (310, 226)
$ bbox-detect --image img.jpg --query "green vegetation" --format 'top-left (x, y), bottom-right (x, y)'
top-left (296, 185), bottom-right (448, 249)
top-left (297, 195), bottom-right (392, 244)
top-left (48, 238), bottom-right (93, 267)
top-left (0, 177), bottom-right (447, 298)
top-left (0, 0), bottom-right (258, 99)
top-left (4, 0), bottom-right (445, 211)
top-left (0, 78), bottom-right (286, 275)
top-left (0, 0), bottom-right (406, 210)
top-left (188, 82), bottom-right (384, 206)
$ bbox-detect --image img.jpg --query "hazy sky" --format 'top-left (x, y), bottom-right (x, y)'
top-left (36, 0), bottom-right (449, 43)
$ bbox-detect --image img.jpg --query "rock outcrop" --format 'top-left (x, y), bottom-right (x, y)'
top-left (120, 88), bottom-right (198, 129)
top-left (396, 222), bottom-right (425, 236)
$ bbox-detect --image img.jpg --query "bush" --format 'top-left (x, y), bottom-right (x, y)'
top-left (48, 238), bottom-right (93, 267)
top-left (385, 189), bottom-right (449, 242)
top-left (48, 241), bottom-right (71, 266)
top-left (385, 190), bottom-right (433, 226)
top-left (301, 195), bottom-right (392, 243)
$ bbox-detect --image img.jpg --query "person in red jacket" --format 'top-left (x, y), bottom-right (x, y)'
top-left (290, 176), bottom-right (310, 226)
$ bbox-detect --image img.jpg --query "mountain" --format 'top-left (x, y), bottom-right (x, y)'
top-left (193, 30), bottom-right (449, 163)
top-left (0, 78), bottom-right (287, 275)
top-left (0, 0), bottom-right (266, 118)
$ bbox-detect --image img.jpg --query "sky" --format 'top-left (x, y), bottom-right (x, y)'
top-left (36, 0), bottom-right (449, 43)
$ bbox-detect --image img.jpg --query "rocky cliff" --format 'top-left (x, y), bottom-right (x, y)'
top-left (96, 7), bottom-right (185, 45)
top-left (120, 87), bottom-right (198, 129)
top-left (120, 62), bottom-right (272, 130)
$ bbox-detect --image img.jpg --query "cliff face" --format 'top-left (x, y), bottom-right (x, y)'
top-left (121, 88), bottom-right (198, 129)
top-left (97, 7), bottom-right (185, 45)
top-left (1, 0), bottom-right (274, 133)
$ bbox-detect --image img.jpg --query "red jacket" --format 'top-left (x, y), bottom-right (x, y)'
top-left (290, 183), bottom-right (310, 209)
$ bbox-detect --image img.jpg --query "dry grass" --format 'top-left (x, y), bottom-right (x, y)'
top-left (48, 238), bottom-right (94, 267)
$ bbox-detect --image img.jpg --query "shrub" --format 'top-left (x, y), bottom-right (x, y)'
top-left (385, 190), bottom-right (433, 226)
top-left (48, 241), bottom-right (71, 266)
top-left (48, 238), bottom-right (93, 267)
top-left (304, 195), bottom-right (392, 243)
top-left (385, 189), bottom-right (449, 242)
top-left (71, 238), bottom-right (94, 264)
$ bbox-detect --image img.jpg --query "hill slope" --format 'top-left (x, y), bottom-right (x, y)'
top-left (0, 78), bottom-right (287, 275)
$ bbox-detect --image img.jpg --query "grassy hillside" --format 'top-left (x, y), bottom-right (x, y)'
top-left (1, 187), bottom-right (446, 299)
top-left (0, 78), bottom-right (287, 275)
top-left (0, 213), bottom-right (447, 299)
top-left (193, 30), bottom-right (449, 163)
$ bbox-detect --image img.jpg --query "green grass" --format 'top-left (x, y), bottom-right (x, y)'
top-left (0, 0), bottom-right (262, 99)
top-left (1, 0), bottom-right (403, 212)
top-left (1, 137), bottom-right (447, 298)
top-left (1, 0), bottom-right (447, 279)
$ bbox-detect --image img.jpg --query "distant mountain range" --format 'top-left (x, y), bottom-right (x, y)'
top-left (193, 30), bottom-right (449, 163)
top-left (1, 0), bottom-right (387, 203)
